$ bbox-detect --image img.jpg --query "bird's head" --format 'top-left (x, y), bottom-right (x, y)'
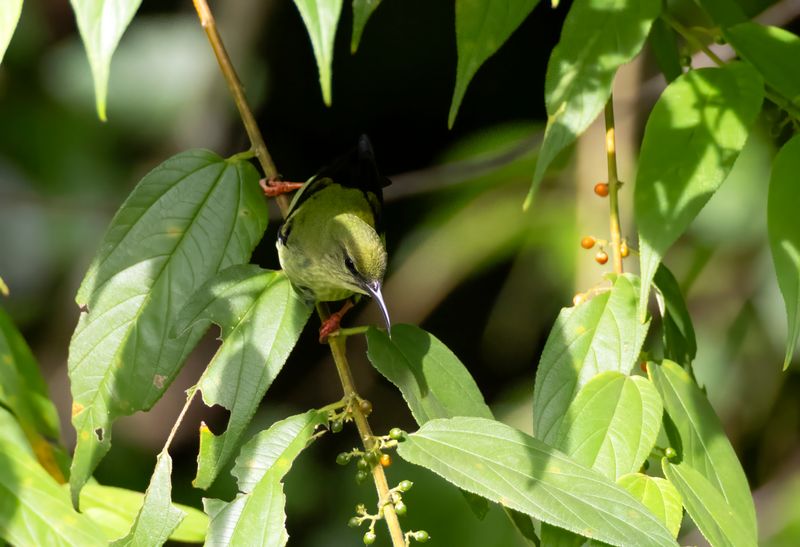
top-left (329, 213), bottom-right (391, 332)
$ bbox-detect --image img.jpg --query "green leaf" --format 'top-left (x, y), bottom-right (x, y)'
top-left (663, 459), bottom-right (754, 546)
top-left (0, 306), bottom-right (66, 481)
top-left (647, 360), bottom-right (757, 541)
top-left (204, 410), bottom-right (324, 546)
top-left (449, 0), bottom-right (539, 128)
top-left (366, 324), bottom-right (493, 423)
top-left (618, 473), bottom-right (682, 538)
top-left (173, 266), bottom-right (312, 489)
top-left (351, 0), bottom-right (381, 53)
top-left (634, 63), bottom-right (764, 317)
top-left (553, 372), bottom-right (663, 481)
top-left (694, 0), bottom-right (747, 28)
top-left (0, 408), bottom-right (106, 547)
top-left (396, 417), bottom-right (677, 546)
top-left (726, 23), bottom-right (800, 106)
top-left (525, 0), bottom-right (660, 208)
top-left (76, 483), bottom-right (207, 543)
top-left (768, 134), bottom-right (800, 369)
top-left (291, 0), bottom-right (343, 106)
top-left (648, 18), bottom-right (683, 83)
top-left (69, 0), bottom-right (143, 120)
top-left (653, 264), bottom-right (696, 366)
top-left (532, 274), bottom-right (649, 444)
top-left (111, 453), bottom-right (184, 547)
top-left (0, 0), bottom-right (22, 65)
top-left (68, 150), bottom-right (268, 506)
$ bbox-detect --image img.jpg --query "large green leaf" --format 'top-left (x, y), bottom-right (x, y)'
top-left (68, 150), bottom-right (268, 506)
top-left (0, 306), bottom-right (65, 480)
top-left (366, 324), bottom-right (493, 423)
top-left (76, 483), bottom-right (207, 543)
top-left (396, 417), bottom-right (677, 546)
top-left (647, 360), bottom-right (757, 541)
top-left (653, 264), bottom-right (696, 366)
top-left (292, 0), bottom-right (343, 106)
top-left (204, 410), bottom-right (325, 546)
top-left (532, 274), bottom-right (649, 444)
top-left (0, 408), bottom-right (106, 547)
top-left (767, 135), bottom-right (800, 369)
top-left (726, 23), bottom-right (800, 106)
top-left (525, 0), bottom-right (660, 208)
top-left (618, 473), bottom-right (682, 538)
top-left (0, 0), bottom-right (22, 65)
top-left (663, 460), bottom-right (754, 547)
top-left (69, 0), bottom-right (143, 120)
top-left (634, 63), bottom-right (764, 316)
top-left (448, 0), bottom-right (539, 128)
top-left (111, 453), bottom-right (184, 547)
top-left (553, 372), bottom-right (662, 481)
top-left (694, 0), bottom-right (746, 28)
top-left (173, 266), bottom-right (311, 489)
top-left (351, 0), bottom-right (381, 53)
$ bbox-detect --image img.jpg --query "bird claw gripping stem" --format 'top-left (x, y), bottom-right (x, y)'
top-left (259, 176), bottom-right (304, 197)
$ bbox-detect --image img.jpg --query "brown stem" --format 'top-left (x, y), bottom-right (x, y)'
top-left (191, 2), bottom-right (405, 545)
top-left (604, 96), bottom-right (624, 274)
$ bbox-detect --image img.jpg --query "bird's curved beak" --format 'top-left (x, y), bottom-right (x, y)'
top-left (364, 280), bottom-right (391, 336)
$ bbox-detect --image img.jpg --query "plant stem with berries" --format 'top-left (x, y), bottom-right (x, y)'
top-left (604, 96), bottom-right (624, 274)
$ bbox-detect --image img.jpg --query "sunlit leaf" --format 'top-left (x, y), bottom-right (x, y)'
top-left (111, 453), bottom-right (184, 547)
top-left (449, 0), bottom-right (539, 128)
top-left (653, 264), bottom-right (696, 366)
top-left (366, 324), bottom-right (492, 423)
top-left (0, 408), bottom-right (106, 547)
top-left (76, 482), bottom-right (207, 543)
top-left (525, 0), bottom-right (660, 208)
top-left (663, 459), bottom-right (754, 546)
top-left (69, 0), bottom-right (143, 120)
top-left (0, 0), bottom-right (22, 65)
top-left (635, 63), bottom-right (763, 317)
top-left (397, 417), bottom-right (677, 546)
top-left (291, 0), bottom-right (343, 106)
top-left (767, 134), bottom-right (800, 369)
top-left (204, 410), bottom-right (325, 546)
top-left (532, 274), bottom-right (649, 444)
top-left (173, 266), bottom-right (312, 489)
top-left (647, 360), bottom-right (757, 541)
top-left (726, 23), bottom-right (800, 106)
top-left (351, 0), bottom-right (381, 53)
top-left (0, 306), bottom-right (66, 481)
top-left (553, 372), bottom-right (662, 481)
top-left (68, 150), bottom-right (268, 506)
top-left (618, 473), bottom-right (682, 538)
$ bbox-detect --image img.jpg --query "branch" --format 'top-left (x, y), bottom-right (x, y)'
top-left (604, 96), bottom-right (624, 274)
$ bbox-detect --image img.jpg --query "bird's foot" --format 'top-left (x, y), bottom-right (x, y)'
top-left (259, 176), bottom-right (304, 197)
top-left (319, 300), bottom-right (355, 343)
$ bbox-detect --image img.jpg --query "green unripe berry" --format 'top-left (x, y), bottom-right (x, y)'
top-left (397, 480), bottom-right (413, 492)
top-left (365, 452), bottom-right (379, 466)
top-left (363, 531), bottom-right (377, 544)
top-left (394, 500), bottom-right (407, 516)
top-left (331, 419), bottom-right (343, 433)
top-left (357, 458), bottom-right (370, 471)
top-left (665, 447), bottom-right (677, 459)
top-left (413, 530), bottom-right (430, 542)
top-left (355, 470), bottom-right (369, 484)
top-left (336, 452), bottom-right (351, 466)
top-left (348, 517), bottom-right (360, 528)
top-left (389, 427), bottom-right (405, 441)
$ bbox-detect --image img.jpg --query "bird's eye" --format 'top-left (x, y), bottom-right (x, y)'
top-left (344, 255), bottom-right (358, 275)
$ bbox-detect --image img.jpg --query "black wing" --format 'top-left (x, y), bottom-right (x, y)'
top-left (285, 135), bottom-right (391, 231)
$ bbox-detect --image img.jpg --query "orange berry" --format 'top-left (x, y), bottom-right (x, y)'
top-left (595, 250), bottom-right (609, 265)
top-left (620, 241), bottom-right (629, 257)
top-left (580, 236), bottom-right (596, 249)
top-left (380, 453), bottom-right (392, 467)
top-left (594, 182), bottom-right (609, 197)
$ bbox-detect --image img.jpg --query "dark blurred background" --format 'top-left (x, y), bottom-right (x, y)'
top-left (0, 0), bottom-right (799, 545)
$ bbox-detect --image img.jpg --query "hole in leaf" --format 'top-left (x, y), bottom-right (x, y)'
top-left (94, 428), bottom-right (104, 442)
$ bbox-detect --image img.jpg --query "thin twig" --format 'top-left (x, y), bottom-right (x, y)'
top-left (191, 1), bottom-right (405, 544)
top-left (604, 97), bottom-right (624, 274)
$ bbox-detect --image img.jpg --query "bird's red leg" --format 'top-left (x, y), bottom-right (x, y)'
top-left (319, 300), bottom-right (355, 343)
top-left (259, 176), bottom-right (304, 197)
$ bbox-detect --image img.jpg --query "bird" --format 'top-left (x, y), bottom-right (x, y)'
top-left (262, 135), bottom-right (392, 342)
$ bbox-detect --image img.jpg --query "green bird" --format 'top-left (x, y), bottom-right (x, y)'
top-left (269, 136), bottom-right (392, 340)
